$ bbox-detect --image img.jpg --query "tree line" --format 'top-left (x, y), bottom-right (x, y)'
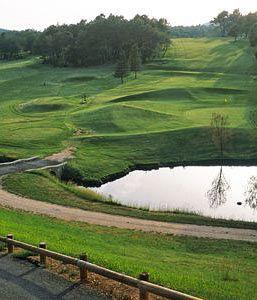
top-left (0, 14), bottom-right (170, 69)
top-left (1, 10), bottom-right (256, 73)
top-left (171, 24), bottom-right (220, 38)
top-left (171, 9), bottom-right (257, 46)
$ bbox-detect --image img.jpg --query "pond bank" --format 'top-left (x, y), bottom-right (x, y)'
top-left (2, 171), bottom-right (257, 230)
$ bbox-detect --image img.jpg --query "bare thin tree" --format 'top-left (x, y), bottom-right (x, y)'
top-left (245, 176), bottom-right (257, 210)
top-left (207, 166), bottom-right (230, 208)
top-left (210, 113), bottom-right (229, 160)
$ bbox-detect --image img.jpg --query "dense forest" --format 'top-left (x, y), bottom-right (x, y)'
top-left (0, 14), bottom-right (170, 68)
top-left (0, 10), bottom-right (257, 66)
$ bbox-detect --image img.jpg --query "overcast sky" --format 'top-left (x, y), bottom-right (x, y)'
top-left (1, 0), bottom-right (257, 31)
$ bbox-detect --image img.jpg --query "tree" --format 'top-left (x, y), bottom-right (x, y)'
top-left (212, 11), bottom-right (230, 37)
top-left (114, 51), bottom-right (130, 83)
top-left (208, 113), bottom-right (230, 209)
top-left (245, 176), bottom-right (257, 210)
top-left (249, 23), bottom-right (257, 47)
top-left (228, 9), bottom-right (242, 41)
top-left (207, 166), bottom-right (230, 208)
top-left (228, 23), bottom-right (241, 41)
top-left (210, 113), bottom-right (229, 160)
top-left (130, 45), bottom-right (141, 79)
top-left (241, 13), bottom-right (257, 37)
top-left (249, 23), bottom-right (257, 60)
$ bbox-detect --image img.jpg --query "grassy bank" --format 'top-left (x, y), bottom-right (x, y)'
top-left (3, 170), bottom-right (257, 230)
top-left (0, 207), bottom-right (256, 300)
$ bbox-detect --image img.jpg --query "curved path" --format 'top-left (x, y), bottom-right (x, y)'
top-left (0, 189), bottom-right (256, 242)
top-left (0, 148), bottom-right (74, 177)
top-left (0, 157), bottom-right (65, 177)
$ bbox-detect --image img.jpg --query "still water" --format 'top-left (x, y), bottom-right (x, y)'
top-left (92, 166), bottom-right (257, 222)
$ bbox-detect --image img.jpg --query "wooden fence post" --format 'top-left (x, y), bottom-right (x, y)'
top-left (39, 242), bottom-right (47, 266)
top-left (79, 254), bottom-right (88, 283)
top-left (139, 272), bottom-right (150, 300)
top-left (7, 234), bottom-right (14, 254)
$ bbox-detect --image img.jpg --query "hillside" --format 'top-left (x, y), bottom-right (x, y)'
top-left (0, 38), bottom-right (257, 184)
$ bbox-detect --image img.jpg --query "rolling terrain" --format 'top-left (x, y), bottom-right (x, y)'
top-left (1, 38), bottom-right (257, 185)
top-left (1, 38), bottom-right (257, 300)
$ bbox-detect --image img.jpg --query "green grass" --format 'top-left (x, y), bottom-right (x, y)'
top-left (1, 38), bottom-right (257, 299)
top-left (1, 37), bottom-right (257, 227)
top-left (3, 170), bottom-right (257, 230)
top-left (0, 207), bottom-right (257, 300)
top-left (0, 38), bottom-right (257, 182)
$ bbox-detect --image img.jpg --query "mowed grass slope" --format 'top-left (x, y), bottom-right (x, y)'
top-left (0, 38), bottom-right (257, 183)
top-left (0, 207), bottom-right (257, 300)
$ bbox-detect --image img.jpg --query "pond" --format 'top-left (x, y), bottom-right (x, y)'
top-left (91, 166), bottom-right (257, 222)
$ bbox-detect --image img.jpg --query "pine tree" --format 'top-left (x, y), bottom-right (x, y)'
top-left (130, 45), bottom-right (142, 79)
top-left (114, 51), bottom-right (130, 84)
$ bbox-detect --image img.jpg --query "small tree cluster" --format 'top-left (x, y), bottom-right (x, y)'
top-left (114, 45), bottom-right (142, 83)
top-left (0, 30), bottom-right (40, 60)
top-left (212, 9), bottom-right (257, 42)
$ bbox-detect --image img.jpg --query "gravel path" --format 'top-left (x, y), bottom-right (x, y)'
top-left (0, 148), bottom-right (74, 177)
top-left (0, 158), bottom-right (64, 177)
top-left (0, 189), bottom-right (256, 242)
top-left (0, 254), bottom-right (108, 300)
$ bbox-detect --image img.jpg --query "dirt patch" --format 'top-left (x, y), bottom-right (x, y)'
top-left (45, 147), bottom-right (75, 163)
top-left (22, 254), bottom-right (165, 300)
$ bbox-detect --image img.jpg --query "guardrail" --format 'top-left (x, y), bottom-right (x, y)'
top-left (25, 161), bottom-right (67, 173)
top-left (0, 234), bottom-right (202, 300)
top-left (0, 156), bottom-right (39, 167)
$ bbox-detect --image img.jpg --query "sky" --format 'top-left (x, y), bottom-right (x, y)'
top-left (1, 0), bottom-right (257, 31)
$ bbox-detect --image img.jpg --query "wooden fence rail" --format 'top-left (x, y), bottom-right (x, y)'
top-left (0, 235), bottom-right (202, 300)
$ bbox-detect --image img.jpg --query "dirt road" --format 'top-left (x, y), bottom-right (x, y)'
top-left (0, 189), bottom-right (256, 242)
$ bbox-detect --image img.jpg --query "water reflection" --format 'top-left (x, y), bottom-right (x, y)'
top-left (206, 166), bottom-right (230, 208)
top-left (245, 176), bottom-right (257, 210)
top-left (91, 166), bottom-right (257, 222)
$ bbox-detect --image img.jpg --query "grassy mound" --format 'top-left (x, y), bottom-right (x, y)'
top-left (72, 104), bottom-right (181, 134)
top-left (110, 88), bottom-right (195, 103)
